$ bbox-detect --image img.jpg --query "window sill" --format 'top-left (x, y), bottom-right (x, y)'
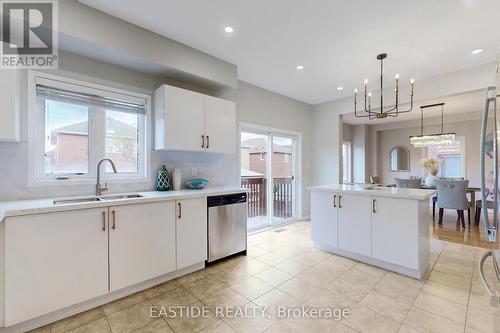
top-left (29, 176), bottom-right (150, 187)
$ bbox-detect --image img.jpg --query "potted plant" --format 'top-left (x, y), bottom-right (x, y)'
top-left (422, 158), bottom-right (441, 187)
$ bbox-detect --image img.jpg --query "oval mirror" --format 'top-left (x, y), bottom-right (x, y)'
top-left (390, 146), bottom-right (410, 172)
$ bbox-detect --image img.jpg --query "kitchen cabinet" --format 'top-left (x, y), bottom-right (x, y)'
top-left (5, 208), bottom-right (108, 326)
top-left (154, 84), bottom-right (236, 153)
top-left (176, 197), bottom-right (208, 269)
top-left (204, 95), bottom-right (236, 153)
top-left (109, 201), bottom-right (176, 291)
top-left (311, 191), bottom-right (338, 247)
top-left (0, 61), bottom-right (20, 142)
top-left (371, 196), bottom-right (419, 270)
top-left (337, 193), bottom-right (372, 256)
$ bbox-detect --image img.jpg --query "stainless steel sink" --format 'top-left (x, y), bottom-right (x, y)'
top-left (53, 197), bottom-right (102, 205)
top-left (53, 194), bottom-right (142, 205)
top-left (98, 194), bottom-right (143, 201)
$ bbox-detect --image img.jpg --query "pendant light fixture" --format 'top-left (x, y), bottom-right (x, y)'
top-left (354, 53), bottom-right (415, 119)
top-left (409, 103), bottom-right (455, 147)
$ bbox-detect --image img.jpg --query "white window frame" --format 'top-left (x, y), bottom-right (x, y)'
top-left (28, 71), bottom-right (151, 186)
top-left (342, 141), bottom-right (352, 183)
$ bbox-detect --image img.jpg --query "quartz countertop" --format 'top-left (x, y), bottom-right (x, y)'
top-left (309, 184), bottom-right (436, 200)
top-left (0, 187), bottom-right (248, 221)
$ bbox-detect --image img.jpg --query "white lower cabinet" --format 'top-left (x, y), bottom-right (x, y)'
top-left (337, 194), bottom-right (372, 256)
top-left (109, 201), bottom-right (176, 291)
top-left (372, 196), bottom-right (419, 270)
top-left (311, 191), bottom-right (338, 247)
top-left (176, 198), bottom-right (208, 269)
top-left (5, 208), bottom-right (109, 326)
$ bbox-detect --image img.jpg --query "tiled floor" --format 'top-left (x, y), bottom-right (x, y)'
top-left (29, 220), bottom-right (500, 333)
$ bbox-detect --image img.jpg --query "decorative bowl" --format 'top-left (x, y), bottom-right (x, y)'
top-left (184, 178), bottom-right (209, 189)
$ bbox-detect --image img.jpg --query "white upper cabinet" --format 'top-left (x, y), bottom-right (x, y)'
top-left (0, 64), bottom-right (20, 142)
top-left (108, 201), bottom-right (177, 292)
top-left (5, 208), bottom-right (108, 326)
top-left (154, 84), bottom-right (236, 153)
top-left (204, 95), bottom-right (237, 154)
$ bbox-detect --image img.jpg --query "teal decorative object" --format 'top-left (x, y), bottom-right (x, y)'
top-left (185, 178), bottom-right (209, 189)
top-left (156, 165), bottom-right (171, 191)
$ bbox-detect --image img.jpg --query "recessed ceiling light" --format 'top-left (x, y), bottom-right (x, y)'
top-left (296, 65), bottom-right (304, 70)
top-left (337, 86), bottom-right (344, 91)
top-left (472, 48), bottom-right (483, 54)
top-left (224, 26), bottom-right (234, 33)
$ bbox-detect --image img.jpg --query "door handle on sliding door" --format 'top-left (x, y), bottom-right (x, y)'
top-left (338, 195), bottom-right (342, 208)
top-left (333, 195), bottom-right (337, 208)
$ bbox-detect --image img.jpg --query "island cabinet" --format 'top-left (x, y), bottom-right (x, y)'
top-left (310, 185), bottom-right (433, 279)
top-left (5, 208), bottom-right (109, 327)
top-left (109, 201), bottom-right (177, 292)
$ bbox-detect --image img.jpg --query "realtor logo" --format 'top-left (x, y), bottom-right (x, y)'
top-left (1, 0), bottom-right (58, 68)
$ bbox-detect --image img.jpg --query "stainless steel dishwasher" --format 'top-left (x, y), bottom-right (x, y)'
top-left (207, 193), bottom-right (247, 263)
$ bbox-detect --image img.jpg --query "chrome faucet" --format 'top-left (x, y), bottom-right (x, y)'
top-left (96, 158), bottom-right (117, 196)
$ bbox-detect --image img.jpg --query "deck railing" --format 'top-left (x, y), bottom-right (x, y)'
top-left (241, 176), bottom-right (293, 219)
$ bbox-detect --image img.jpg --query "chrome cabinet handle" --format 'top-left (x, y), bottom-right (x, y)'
top-left (338, 195), bottom-right (342, 209)
top-left (372, 198), bottom-right (376, 213)
top-left (102, 211), bottom-right (106, 231)
top-left (206, 135), bottom-right (210, 149)
top-left (333, 195), bottom-right (337, 208)
top-left (178, 202), bottom-right (182, 219)
top-left (201, 135), bottom-right (205, 148)
top-left (112, 210), bottom-right (116, 230)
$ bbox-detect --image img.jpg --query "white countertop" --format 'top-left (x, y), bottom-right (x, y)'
top-left (0, 187), bottom-right (248, 221)
top-left (309, 184), bottom-right (436, 200)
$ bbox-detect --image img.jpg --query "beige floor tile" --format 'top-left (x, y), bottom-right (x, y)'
top-left (107, 301), bottom-right (156, 333)
top-left (373, 273), bottom-right (423, 305)
top-left (277, 277), bottom-right (322, 302)
top-left (26, 325), bottom-right (50, 333)
top-left (265, 317), bottom-right (338, 333)
top-left (196, 320), bottom-right (235, 333)
top-left (220, 303), bottom-right (278, 333)
top-left (403, 307), bottom-right (464, 333)
top-left (65, 318), bottom-right (111, 333)
top-left (211, 269), bottom-right (252, 285)
top-left (230, 276), bottom-right (273, 300)
top-left (302, 288), bottom-right (353, 310)
top-left (150, 287), bottom-right (198, 308)
top-left (163, 301), bottom-right (218, 333)
top-left (201, 288), bottom-right (249, 309)
top-left (413, 290), bottom-right (467, 325)
top-left (272, 245), bottom-right (308, 258)
top-left (332, 322), bottom-right (359, 333)
top-left (466, 306), bottom-right (500, 333)
top-left (427, 270), bottom-right (471, 292)
top-left (274, 259), bottom-right (311, 275)
top-left (51, 307), bottom-right (106, 333)
top-left (253, 288), bottom-right (301, 317)
top-left (246, 246), bottom-right (268, 258)
top-left (232, 258), bottom-right (270, 275)
top-left (342, 305), bottom-right (400, 333)
top-left (350, 262), bottom-right (387, 279)
top-left (144, 280), bottom-right (182, 299)
top-left (421, 281), bottom-right (470, 305)
top-left (184, 276), bottom-right (226, 299)
top-left (176, 269), bottom-right (210, 285)
top-left (339, 266), bottom-right (383, 289)
top-left (254, 267), bottom-right (293, 287)
top-left (132, 319), bottom-right (173, 333)
top-left (204, 260), bottom-right (236, 275)
top-left (255, 253), bottom-right (288, 266)
top-left (326, 276), bottom-right (374, 303)
top-left (468, 293), bottom-right (500, 314)
top-left (433, 261), bottom-right (473, 280)
top-left (296, 265), bottom-right (342, 287)
top-left (359, 291), bottom-right (411, 322)
top-left (293, 250), bottom-right (330, 265)
top-left (103, 292), bottom-right (149, 316)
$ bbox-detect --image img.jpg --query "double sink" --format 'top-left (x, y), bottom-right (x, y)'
top-left (53, 194), bottom-right (142, 205)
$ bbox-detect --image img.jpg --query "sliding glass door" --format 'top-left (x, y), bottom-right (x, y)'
top-left (241, 129), bottom-right (298, 230)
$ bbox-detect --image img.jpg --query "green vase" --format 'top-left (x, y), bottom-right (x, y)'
top-left (156, 165), bottom-right (171, 191)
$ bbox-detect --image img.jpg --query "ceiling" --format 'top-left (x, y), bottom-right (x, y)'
top-left (80, 0), bottom-right (500, 105)
top-left (342, 89), bottom-right (487, 125)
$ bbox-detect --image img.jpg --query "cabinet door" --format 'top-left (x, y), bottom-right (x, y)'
top-left (109, 201), bottom-right (176, 291)
top-left (372, 197), bottom-right (418, 269)
top-left (156, 85), bottom-right (205, 151)
top-left (204, 95), bottom-right (236, 154)
top-left (338, 194), bottom-right (372, 256)
top-left (311, 191), bottom-right (338, 247)
top-left (5, 208), bottom-right (108, 326)
top-left (176, 197), bottom-right (208, 269)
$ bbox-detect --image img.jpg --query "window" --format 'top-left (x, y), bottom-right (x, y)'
top-left (30, 72), bottom-right (149, 184)
top-left (427, 136), bottom-right (466, 178)
top-left (284, 154), bottom-right (290, 163)
top-left (342, 142), bottom-right (352, 183)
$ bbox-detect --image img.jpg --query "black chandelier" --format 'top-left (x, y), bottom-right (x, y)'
top-left (354, 53), bottom-right (414, 119)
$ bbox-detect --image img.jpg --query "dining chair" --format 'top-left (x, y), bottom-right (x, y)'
top-left (475, 199), bottom-right (495, 224)
top-left (370, 176), bottom-right (380, 184)
top-left (435, 179), bottom-right (470, 228)
top-left (395, 178), bottom-right (422, 189)
top-left (432, 177), bottom-right (466, 219)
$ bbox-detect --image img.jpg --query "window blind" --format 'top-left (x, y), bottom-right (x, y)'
top-left (36, 84), bottom-right (147, 115)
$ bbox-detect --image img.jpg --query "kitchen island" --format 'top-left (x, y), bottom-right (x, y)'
top-left (310, 184), bottom-right (436, 279)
